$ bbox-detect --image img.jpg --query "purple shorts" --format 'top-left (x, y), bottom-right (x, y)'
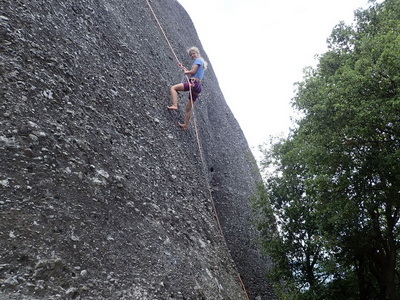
top-left (183, 79), bottom-right (202, 102)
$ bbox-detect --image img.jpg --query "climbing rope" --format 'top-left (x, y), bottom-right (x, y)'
top-left (145, 0), bottom-right (181, 65)
top-left (145, 1), bottom-right (250, 299)
top-left (145, 0), bottom-right (224, 237)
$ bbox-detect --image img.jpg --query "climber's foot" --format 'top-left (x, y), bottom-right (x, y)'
top-left (178, 122), bottom-right (188, 130)
top-left (167, 105), bottom-right (178, 110)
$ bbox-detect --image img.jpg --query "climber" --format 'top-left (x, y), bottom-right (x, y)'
top-left (167, 46), bottom-right (208, 130)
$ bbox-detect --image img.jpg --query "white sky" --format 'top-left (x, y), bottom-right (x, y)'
top-left (176, 0), bottom-right (379, 159)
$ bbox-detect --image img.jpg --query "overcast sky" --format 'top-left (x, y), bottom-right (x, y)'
top-left (176, 0), bottom-right (379, 159)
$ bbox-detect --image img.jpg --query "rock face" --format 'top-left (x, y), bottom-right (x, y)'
top-left (1, 0), bottom-right (274, 299)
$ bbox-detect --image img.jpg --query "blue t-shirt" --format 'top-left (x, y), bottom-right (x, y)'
top-left (192, 58), bottom-right (204, 80)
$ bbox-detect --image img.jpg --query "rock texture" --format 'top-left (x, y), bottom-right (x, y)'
top-left (1, 0), bottom-right (274, 299)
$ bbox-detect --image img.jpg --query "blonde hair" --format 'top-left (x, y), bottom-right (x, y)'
top-left (187, 46), bottom-right (208, 70)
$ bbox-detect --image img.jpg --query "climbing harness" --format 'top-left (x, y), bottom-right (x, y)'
top-left (145, 1), bottom-right (250, 299)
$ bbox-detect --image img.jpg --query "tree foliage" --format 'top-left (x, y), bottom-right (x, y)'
top-left (254, 0), bottom-right (400, 299)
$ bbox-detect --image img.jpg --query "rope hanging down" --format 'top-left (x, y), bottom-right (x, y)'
top-left (145, 1), bottom-right (250, 300)
top-left (145, 0), bottom-right (181, 65)
top-left (145, 0), bottom-right (224, 237)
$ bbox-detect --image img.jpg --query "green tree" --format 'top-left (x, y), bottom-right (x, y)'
top-left (255, 0), bottom-right (400, 299)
